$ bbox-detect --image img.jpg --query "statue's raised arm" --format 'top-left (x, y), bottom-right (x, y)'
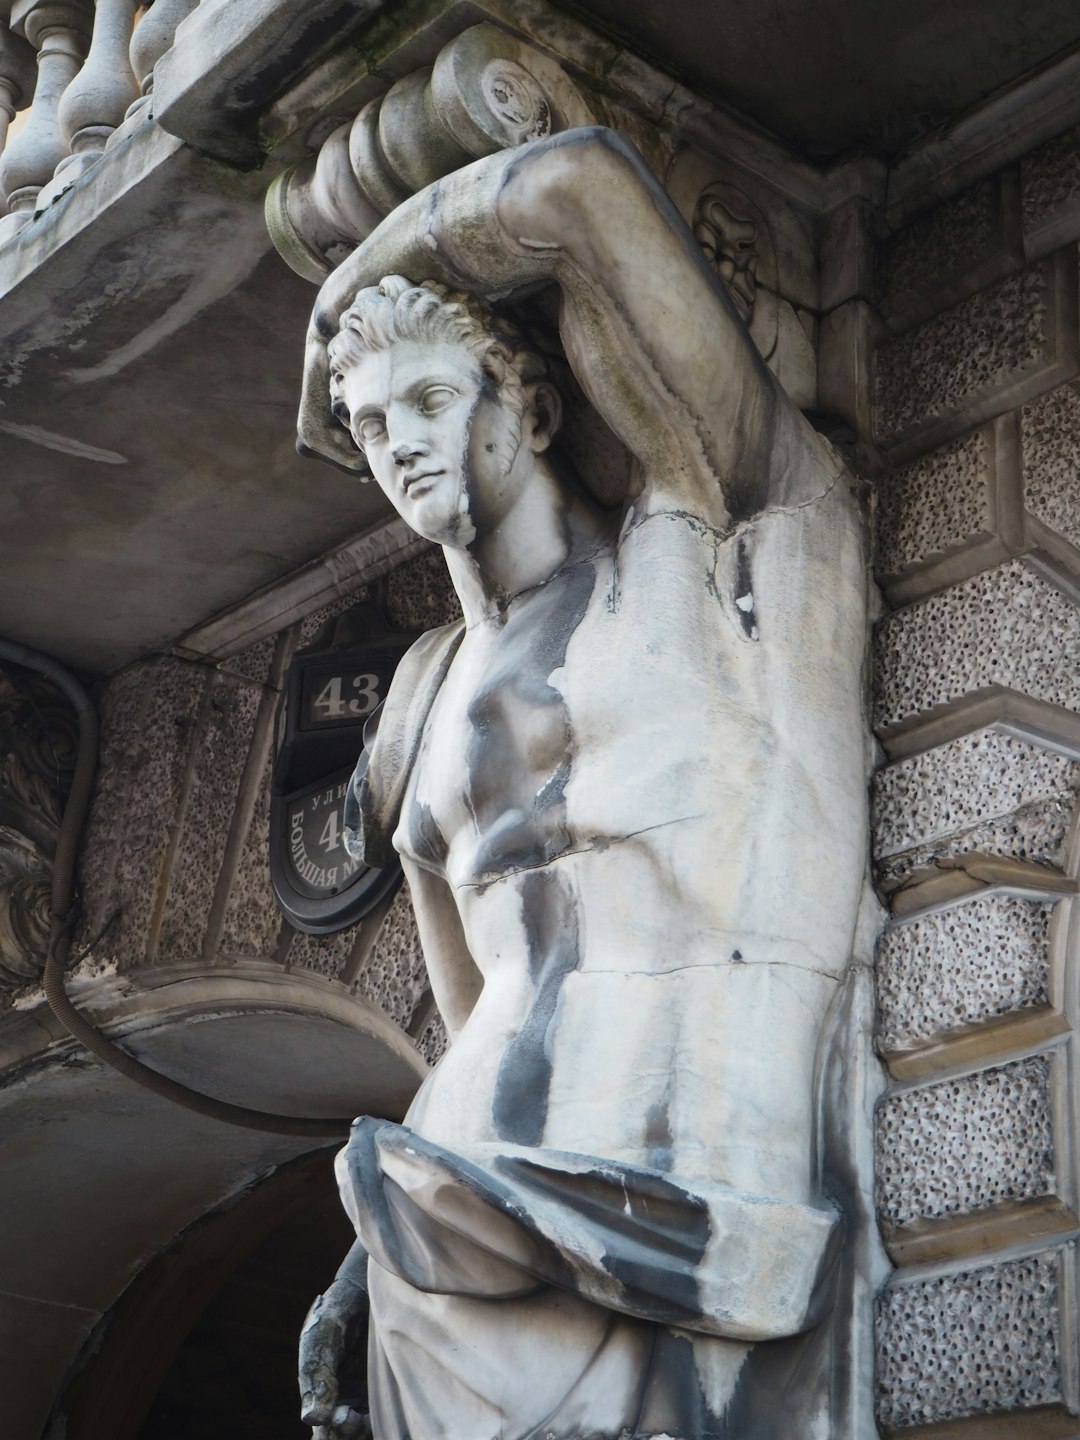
top-left (300, 127), bottom-right (831, 525)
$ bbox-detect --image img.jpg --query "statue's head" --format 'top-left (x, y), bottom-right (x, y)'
top-left (326, 275), bottom-right (562, 549)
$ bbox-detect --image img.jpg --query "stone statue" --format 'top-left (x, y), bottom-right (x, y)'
top-left (295, 127), bottom-right (871, 1439)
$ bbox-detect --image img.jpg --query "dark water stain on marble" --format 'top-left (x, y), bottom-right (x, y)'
top-left (465, 560), bottom-right (595, 880)
top-left (492, 867), bottom-right (582, 1145)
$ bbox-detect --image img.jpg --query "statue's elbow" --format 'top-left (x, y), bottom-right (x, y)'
top-left (502, 126), bottom-right (654, 236)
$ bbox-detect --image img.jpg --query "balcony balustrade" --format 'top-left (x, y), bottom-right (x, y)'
top-left (0, 0), bottom-right (198, 242)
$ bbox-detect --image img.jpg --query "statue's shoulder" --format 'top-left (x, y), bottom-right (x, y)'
top-left (344, 619), bottom-right (466, 868)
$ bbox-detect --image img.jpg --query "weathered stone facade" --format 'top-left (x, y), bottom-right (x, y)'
top-left (73, 547), bottom-right (460, 1064)
top-left (1, 0), bottom-right (1080, 1434)
top-left (870, 121), bottom-right (1080, 1435)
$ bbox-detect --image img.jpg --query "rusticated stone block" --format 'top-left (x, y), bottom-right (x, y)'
top-left (158, 675), bottom-right (262, 964)
top-left (219, 634), bottom-right (277, 686)
top-left (874, 560), bottom-right (1080, 732)
top-left (877, 896), bottom-right (1055, 1051)
top-left (1021, 382), bottom-right (1080, 552)
top-left (417, 1010), bottom-right (448, 1065)
top-left (1022, 123), bottom-right (1080, 240)
top-left (297, 592), bottom-right (371, 650)
top-left (384, 546), bottom-right (461, 631)
top-left (876, 1055), bottom-right (1055, 1228)
top-left (875, 429), bottom-right (992, 582)
top-left (880, 179), bottom-right (998, 320)
top-left (874, 261), bottom-right (1075, 459)
top-left (873, 728), bottom-right (1079, 863)
top-left (78, 658), bottom-right (208, 970)
top-left (288, 925), bottom-right (356, 981)
top-left (353, 884), bottom-right (430, 1030)
top-left (876, 1248), bottom-right (1066, 1430)
top-left (877, 801), bottom-right (1074, 891)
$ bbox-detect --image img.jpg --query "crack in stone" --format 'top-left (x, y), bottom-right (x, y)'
top-left (455, 813), bottom-right (706, 891)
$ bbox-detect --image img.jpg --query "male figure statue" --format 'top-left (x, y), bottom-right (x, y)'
top-left (297, 127), bottom-right (870, 1439)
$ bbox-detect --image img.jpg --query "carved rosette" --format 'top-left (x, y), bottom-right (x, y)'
top-left (0, 663), bottom-right (76, 991)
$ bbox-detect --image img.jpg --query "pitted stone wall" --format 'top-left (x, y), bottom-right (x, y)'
top-left (871, 122), bottom-right (1080, 1436)
top-left (876, 1055), bottom-right (1056, 1228)
top-left (876, 897), bottom-right (1056, 1052)
top-left (73, 546), bottom-right (459, 1069)
top-left (877, 1250), bottom-right (1068, 1431)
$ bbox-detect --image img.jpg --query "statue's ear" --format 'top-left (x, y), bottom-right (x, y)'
top-left (525, 380), bottom-right (562, 453)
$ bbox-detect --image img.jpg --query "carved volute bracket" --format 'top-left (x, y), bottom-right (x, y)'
top-left (266, 22), bottom-right (594, 283)
top-left (0, 663), bottom-right (77, 991)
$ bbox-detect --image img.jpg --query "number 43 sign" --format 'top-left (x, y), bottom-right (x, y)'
top-left (269, 605), bottom-right (416, 934)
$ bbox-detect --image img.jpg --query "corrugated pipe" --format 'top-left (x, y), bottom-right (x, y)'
top-left (0, 637), bottom-right (350, 1137)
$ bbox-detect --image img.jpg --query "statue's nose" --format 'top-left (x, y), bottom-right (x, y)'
top-left (392, 438), bottom-right (429, 467)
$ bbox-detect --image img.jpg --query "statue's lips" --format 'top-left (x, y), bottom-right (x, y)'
top-left (402, 470), bottom-right (446, 495)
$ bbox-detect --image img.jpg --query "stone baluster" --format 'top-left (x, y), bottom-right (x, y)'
top-left (106, 0), bottom-right (198, 144)
top-left (0, 17), bottom-right (36, 169)
top-left (0, 0), bottom-right (91, 237)
top-left (32, 0), bottom-right (139, 205)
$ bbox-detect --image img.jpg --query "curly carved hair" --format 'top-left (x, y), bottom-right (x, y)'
top-left (328, 276), bottom-right (554, 451)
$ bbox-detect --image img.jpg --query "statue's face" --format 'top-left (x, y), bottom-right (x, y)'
top-left (338, 339), bottom-right (530, 549)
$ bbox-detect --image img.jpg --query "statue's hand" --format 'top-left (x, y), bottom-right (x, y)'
top-left (311, 1407), bottom-right (371, 1440)
top-left (299, 1241), bottom-right (370, 1438)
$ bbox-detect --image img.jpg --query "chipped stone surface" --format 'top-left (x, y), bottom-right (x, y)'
top-left (874, 430), bottom-right (992, 580)
top-left (78, 658), bottom-right (207, 970)
top-left (876, 1249), bottom-right (1064, 1430)
top-left (877, 1056), bottom-right (1055, 1228)
top-left (1021, 382), bottom-right (1080, 551)
top-left (875, 267), bottom-right (1049, 445)
top-left (880, 180), bottom-right (997, 315)
top-left (877, 897), bottom-right (1055, 1051)
top-left (158, 675), bottom-right (262, 965)
top-left (1022, 123), bottom-right (1080, 231)
top-left (874, 560), bottom-right (1080, 730)
top-left (878, 799), bottom-right (1075, 891)
top-left (873, 729), bottom-right (1080, 859)
top-left (353, 885), bottom-right (429, 1030)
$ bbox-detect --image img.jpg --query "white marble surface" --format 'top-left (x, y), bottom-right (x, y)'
top-left (298, 126), bottom-right (874, 1440)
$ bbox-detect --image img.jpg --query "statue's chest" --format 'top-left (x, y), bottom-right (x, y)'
top-left (397, 559), bottom-right (601, 882)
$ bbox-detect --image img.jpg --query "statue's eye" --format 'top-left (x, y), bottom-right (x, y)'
top-left (355, 414), bottom-right (387, 445)
top-left (419, 386), bottom-right (456, 415)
